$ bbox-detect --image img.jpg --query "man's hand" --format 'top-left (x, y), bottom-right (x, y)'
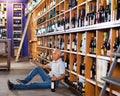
top-left (30, 59), bottom-right (50, 69)
top-left (30, 59), bottom-right (43, 67)
top-left (52, 74), bottom-right (65, 81)
top-left (52, 75), bottom-right (57, 81)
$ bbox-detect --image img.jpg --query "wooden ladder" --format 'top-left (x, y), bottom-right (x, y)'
top-left (15, 13), bottom-right (32, 62)
top-left (100, 44), bottom-right (120, 96)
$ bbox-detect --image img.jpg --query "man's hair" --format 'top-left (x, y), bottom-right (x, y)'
top-left (53, 49), bottom-right (61, 57)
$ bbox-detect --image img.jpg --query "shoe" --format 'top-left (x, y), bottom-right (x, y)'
top-left (7, 80), bottom-right (14, 90)
top-left (16, 79), bottom-right (27, 84)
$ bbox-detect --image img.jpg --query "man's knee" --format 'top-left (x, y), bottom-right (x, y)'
top-left (35, 66), bottom-right (43, 71)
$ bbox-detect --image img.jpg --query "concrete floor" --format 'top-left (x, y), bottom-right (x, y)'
top-left (0, 60), bottom-right (76, 96)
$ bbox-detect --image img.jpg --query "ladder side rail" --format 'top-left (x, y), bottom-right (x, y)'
top-left (15, 13), bottom-right (32, 61)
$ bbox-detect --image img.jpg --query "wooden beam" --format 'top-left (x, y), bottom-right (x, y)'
top-left (15, 13), bottom-right (32, 62)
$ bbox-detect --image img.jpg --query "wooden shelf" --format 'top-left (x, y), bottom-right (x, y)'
top-left (28, 0), bottom-right (120, 95)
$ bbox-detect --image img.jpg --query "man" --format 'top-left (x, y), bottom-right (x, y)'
top-left (8, 49), bottom-right (65, 90)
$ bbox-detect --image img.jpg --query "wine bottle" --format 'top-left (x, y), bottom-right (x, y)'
top-left (58, 36), bottom-right (61, 49)
top-left (80, 33), bottom-right (85, 52)
top-left (51, 80), bottom-right (55, 92)
top-left (89, 4), bottom-right (92, 25)
top-left (50, 0), bottom-right (53, 8)
top-left (93, 11), bottom-right (97, 24)
top-left (105, 4), bottom-right (111, 22)
top-left (91, 4), bottom-right (96, 25)
top-left (67, 35), bottom-right (70, 51)
top-left (68, 0), bottom-right (72, 9)
top-left (61, 36), bottom-right (64, 50)
top-left (65, 16), bottom-right (70, 30)
top-left (81, 8), bottom-right (85, 26)
top-left (90, 12), bottom-right (94, 25)
top-left (58, 35), bottom-right (61, 49)
top-left (65, 54), bottom-right (69, 69)
top-left (101, 32), bottom-right (108, 55)
top-left (71, 0), bottom-right (77, 7)
top-left (68, 0), bottom-right (77, 9)
top-left (72, 35), bottom-right (77, 51)
top-left (88, 13), bottom-right (91, 25)
top-left (14, 19), bottom-right (21, 25)
top-left (80, 57), bottom-right (85, 76)
top-left (90, 58), bottom-right (96, 79)
top-left (86, 14), bottom-right (89, 26)
top-left (61, 17), bottom-right (65, 30)
top-left (14, 32), bottom-right (21, 38)
top-left (93, 37), bottom-right (96, 54)
top-left (98, 4), bottom-right (105, 23)
top-left (50, 36), bottom-right (52, 48)
top-left (106, 39), bottom-right (110, 56)
top-left (53, 0), bottom-right (56, 6)
top-left (89, 34), bottom-right (94, 54)
top-left (78, 10), bottom-right (82, 27)
top-left (78, 81), bottom-right (85, 95)
top-left (71, 13), bottom-right (76, 28)
top-left (73, 56), bottom-right (77, 72)
top-left (116, 0), bottom-right (120, 20)
top-left (113, 32), bottom-right (119, 52)
top-left (57, 19), bottom-right (61, 31)
top-left (80, 39), bottom-right (83, 52)
top-left (74, 35), bottom-right (77, 52)
top-left (65, 16), bottom-right (68, 29)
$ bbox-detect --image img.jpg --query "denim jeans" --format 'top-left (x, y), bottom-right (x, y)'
top-left (13, 66), bottom-right (59, 90)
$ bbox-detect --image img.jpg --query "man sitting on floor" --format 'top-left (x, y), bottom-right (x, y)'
top-left (8, 49), bottom-right (65, 90)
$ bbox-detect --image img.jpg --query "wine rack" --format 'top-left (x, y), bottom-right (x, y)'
top-left (12, 3), bottom-right (22, 56)
top-left (0, 3), bottom-right (7, 39)
top-left (27, 0), bottom-right (120, 96)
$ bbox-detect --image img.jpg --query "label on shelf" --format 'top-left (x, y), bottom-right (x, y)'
top-left (97, 59), bottom-right (109, 84)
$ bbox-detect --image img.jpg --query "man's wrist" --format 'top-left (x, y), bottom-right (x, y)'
top-left (56, 77), bottom-right (60, 81)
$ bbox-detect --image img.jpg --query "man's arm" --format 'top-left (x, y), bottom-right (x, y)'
top-left (31, 59), bottom-right (50, 69)
top-left (52, 74), bottom-right (65, 81)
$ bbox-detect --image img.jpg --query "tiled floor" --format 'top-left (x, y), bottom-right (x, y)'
top-left (0, 60), bottom-right (76, 96)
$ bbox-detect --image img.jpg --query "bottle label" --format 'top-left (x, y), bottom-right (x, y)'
top-left (61, 42), bottom-right (64, 49)
top-left (90, 70), bottom-right (92, 78)
top-left (74, 45), bottom-right (76, 51)
top-left (67, 44), bottom-right (70, 50)
top-left (51, 81), bottom-right (54, 89)
top-left (72, 42), bottom-right (75, 49)
top-left (82, 70), bottom-right (84, 75)
top-left (65, 62), bottom-right (67, 68)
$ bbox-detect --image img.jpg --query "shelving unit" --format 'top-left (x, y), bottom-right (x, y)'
top-left (0, 3), bottom-right (7, 39)
top-left (12, 3), bottom-right (23, 56)
top-left (27, 0), bottom-right (120, 96)
top-left (0, 39), bottom-right (11, 71)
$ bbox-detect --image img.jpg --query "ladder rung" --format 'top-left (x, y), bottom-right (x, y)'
top-left (101, 77), bottom-right (120, 87)
top-left (111, 52), bottom-right (120, 57)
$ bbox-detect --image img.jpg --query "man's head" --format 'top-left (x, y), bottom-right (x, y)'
top-left (52, 49), bottom-right (61, 60)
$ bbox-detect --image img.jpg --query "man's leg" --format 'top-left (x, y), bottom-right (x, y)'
top-left (8, 79), bottom-right (60, 90)
top-left (13, 81), bottom-right (51, 90)
top-left (23, 66), bottom-right (50, 83)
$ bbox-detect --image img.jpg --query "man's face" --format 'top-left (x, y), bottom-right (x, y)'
top-left (52, 50), bottom-right (59, 60)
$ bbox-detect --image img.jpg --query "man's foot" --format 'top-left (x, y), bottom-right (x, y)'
top-left (16, 79), bottom-right (27, 84)
top-left (7, 80), bottom-right (14, 90)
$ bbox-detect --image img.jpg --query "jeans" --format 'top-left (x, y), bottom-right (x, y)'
top-left (13, 66), bottom-right (59, 90)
